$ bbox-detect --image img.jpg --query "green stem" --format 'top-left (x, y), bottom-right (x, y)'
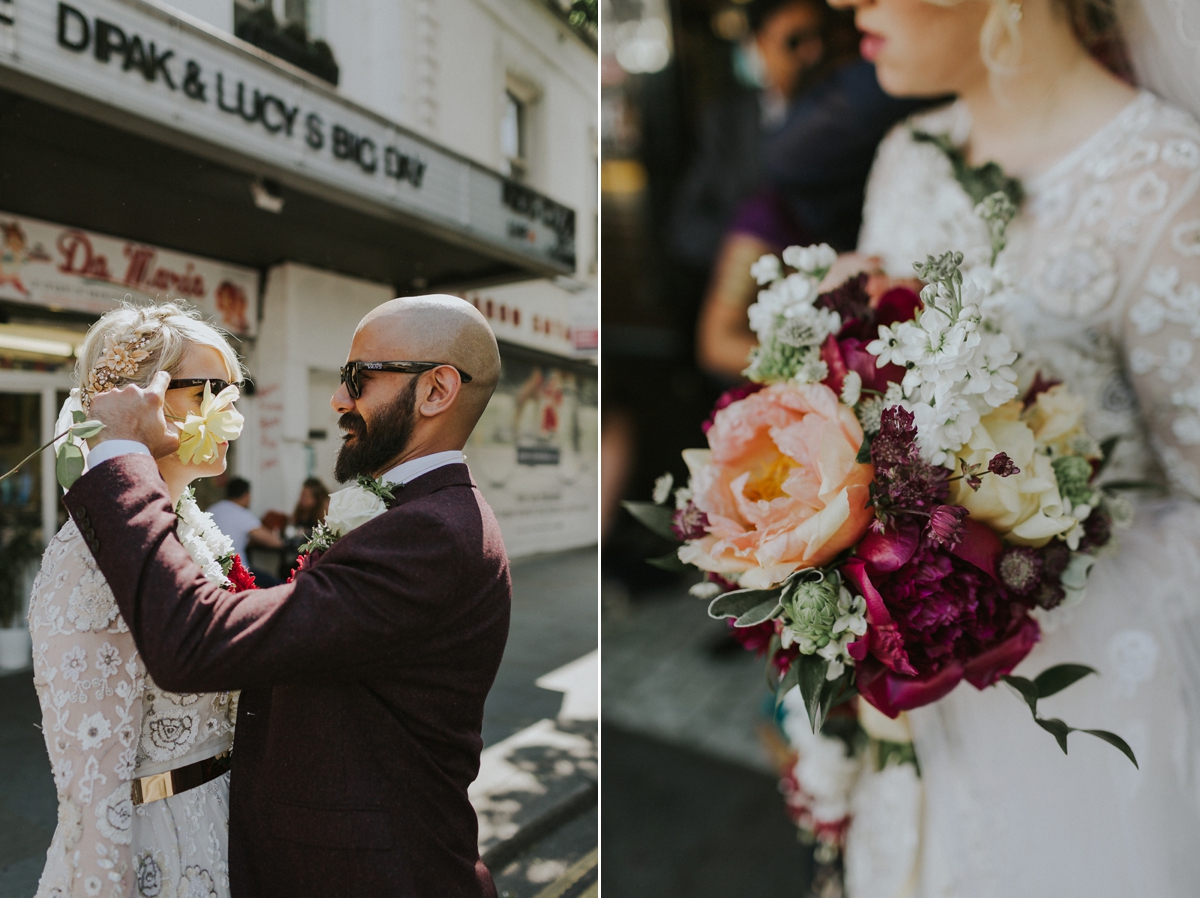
top-left (0, 428), bottom-right (73, 484)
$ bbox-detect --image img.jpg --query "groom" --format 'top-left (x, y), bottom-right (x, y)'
top-left (66, 295), bottom-right (511, 898)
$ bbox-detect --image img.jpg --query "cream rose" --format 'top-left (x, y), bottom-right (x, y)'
top-left (325, 486), bottom-right (388, 537)
top-left (951, 401), bottom-right (1077, 546)
top-left (1024, 384), bottom-right (1089, 455)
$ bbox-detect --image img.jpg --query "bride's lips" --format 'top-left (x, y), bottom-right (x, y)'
top-left (860, 32), bottom-right (884, 63)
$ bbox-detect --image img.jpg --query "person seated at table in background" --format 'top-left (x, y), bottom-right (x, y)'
top-left (288, 476), bottom-right (330, 543)
top-left (206, 476), bottom-right (285, 585)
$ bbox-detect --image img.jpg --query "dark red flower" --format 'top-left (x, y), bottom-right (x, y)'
top-left (286, 552), bottom-right (317, 584)
top-left (927, 505), bottom-right (968, 548)
top-left (1022, 371), bottom-right (1062, 408)
top-left (671, 501), bottom-right (710, 541)
top-left (987, 453), bottom-right (1020, 477)
top-left (701, 382), bottom-right (766, 434)
top-left (843, 518), bottom-right (1039, 718)
top-left (226, 554), bottom-right (257, 591)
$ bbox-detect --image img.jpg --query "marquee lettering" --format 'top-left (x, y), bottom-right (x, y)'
top-left (54, 2), bottom-right (434, 194)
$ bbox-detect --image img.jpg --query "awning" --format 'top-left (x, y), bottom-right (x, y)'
top-left (0, 0), bottom-right (577, 293)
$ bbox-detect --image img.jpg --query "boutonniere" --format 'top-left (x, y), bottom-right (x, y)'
top-left (298, 475), bottom-right (397, 556)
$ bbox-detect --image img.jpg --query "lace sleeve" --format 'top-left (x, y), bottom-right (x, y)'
top-left (30, 526), bottom-right (144, 897)
top-left (1121, 159), bottom-right (1200, 497)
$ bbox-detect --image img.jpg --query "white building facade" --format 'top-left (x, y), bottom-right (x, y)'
top-left (0, 0), bottom-right (597, 591)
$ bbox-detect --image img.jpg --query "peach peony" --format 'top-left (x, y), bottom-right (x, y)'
top-left (679, 383), bottom-right (875, 589)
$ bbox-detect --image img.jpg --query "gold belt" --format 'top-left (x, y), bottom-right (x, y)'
top-left (131, 750), bottom-right (231, 806)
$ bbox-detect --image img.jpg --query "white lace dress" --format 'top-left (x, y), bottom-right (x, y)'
top-left (28, 520), bottom-right (235, 898)
top-left (844, 92), bottom-right (1200, 897)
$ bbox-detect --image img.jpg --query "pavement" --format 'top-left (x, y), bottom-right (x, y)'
top-left (601, 575), bottom-right (816, 898)
top-left (0, 545), bottom-right (598, 898)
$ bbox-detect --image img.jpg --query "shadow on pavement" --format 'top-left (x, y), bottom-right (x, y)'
top-left (601, 723), bottom-right (812, 898)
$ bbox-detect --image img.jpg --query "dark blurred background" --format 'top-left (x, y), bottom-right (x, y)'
top-left (599, 0), bottom-right (930, 893)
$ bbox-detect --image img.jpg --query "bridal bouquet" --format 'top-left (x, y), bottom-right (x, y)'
top-left (628, 242), bottom-right (1136, 769)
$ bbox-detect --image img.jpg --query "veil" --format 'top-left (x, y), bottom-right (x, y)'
top-left (1118, 0), bottom-right (1200, 120)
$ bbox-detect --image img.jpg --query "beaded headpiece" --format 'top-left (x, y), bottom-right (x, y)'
top-left (81, 320), bottom-right (159, 411)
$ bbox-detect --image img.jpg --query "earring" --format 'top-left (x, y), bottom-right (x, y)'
top-left (1008, 0), bottom-right (1023, 22)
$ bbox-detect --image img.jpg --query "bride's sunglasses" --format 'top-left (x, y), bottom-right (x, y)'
top-left (339, 361), bottom-right (473, 400)
top-left (167, 378), bottom-right (242, 394)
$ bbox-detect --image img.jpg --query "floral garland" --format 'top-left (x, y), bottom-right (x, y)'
top-left (175, 487), bottom-right (257, 591)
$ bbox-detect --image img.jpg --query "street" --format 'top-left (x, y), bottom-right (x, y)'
top-left (601, 577), bottom-right (815, 897)
top-left (0, 545), bottom-right (597, 898)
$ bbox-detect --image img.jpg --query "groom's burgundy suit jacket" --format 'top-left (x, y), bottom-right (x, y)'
top-left (64, 456), bottom-right (511, 898)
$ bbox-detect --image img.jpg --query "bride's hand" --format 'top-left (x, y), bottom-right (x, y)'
top-left (819, 253), bottom-right (883, 291)
top-left (87, 371), bottom-right (181, 459)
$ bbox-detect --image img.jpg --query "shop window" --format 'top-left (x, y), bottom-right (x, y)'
top-left (233, 0), bottom-right (338, 85)
top-left (500, 91), bottom-right (526, 181)
top-left (502, 76), bottom-right (540, 183)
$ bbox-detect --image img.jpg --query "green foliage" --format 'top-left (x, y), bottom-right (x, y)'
top-left (912, 130), bottom-right (1024, 209)
top-left (1053, 455), bottom-right (1095, 506)
top-left (1002, 664), bottom-right (1138, 767)
top-left (55, 443), bottom-right (84, 491)
top-left (621, 500), bottom-right (678, 543)
top-left (783, 571), bottom-right (841, 653)
top-left (356, 474), bottom-right (396, 503)
top-left (708, 586), bottom-right (783, 627)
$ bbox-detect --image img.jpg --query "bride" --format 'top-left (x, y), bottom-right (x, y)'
top-left (816, 0), bottom-right (1200, 895)
top-left (29, 303), bottom-right (246, 898)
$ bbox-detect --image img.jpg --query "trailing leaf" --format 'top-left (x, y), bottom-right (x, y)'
top-left (622, 500), bottom-right (680, 543)
top-left (1002, 665), bottom-right (1137, 767)
top-left (646, 551), bottom-right (690, 572)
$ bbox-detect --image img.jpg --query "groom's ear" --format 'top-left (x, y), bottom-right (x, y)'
top-left (416, 366), bottom-right (463, 419)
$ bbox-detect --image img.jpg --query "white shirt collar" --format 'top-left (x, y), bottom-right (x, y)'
top-left (380, 450), bottom-right (465, 486)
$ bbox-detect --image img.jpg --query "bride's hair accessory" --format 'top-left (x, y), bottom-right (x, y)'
top-left (81, 326), bottom-right (157, 410)
top-left (1007, 0), bottom-right (1022, 22)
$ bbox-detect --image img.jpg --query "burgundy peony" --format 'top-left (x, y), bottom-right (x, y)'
top-left (844, 518), bottom-right (1040, 717)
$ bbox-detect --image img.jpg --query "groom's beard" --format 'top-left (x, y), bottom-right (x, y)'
top-left (334, 376), bottom-right (420, 483)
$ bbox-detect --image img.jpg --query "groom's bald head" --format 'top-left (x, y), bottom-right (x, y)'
top-left (354, 294), bottom-right (501, 435)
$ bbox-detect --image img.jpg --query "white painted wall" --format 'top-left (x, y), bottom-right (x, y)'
top-left (160, 0), bottom-right (234, 33)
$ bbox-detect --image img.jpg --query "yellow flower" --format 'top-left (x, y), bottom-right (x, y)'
top-left (1024, 384), bottom-right (1091, 456)
top-left (951, 400), bottom-right (1076, 546)
top-left (176, 383), bottom-right (244, 465)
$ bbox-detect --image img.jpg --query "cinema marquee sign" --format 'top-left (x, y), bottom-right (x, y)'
top-left (0, 0), bottom-right (575, 273)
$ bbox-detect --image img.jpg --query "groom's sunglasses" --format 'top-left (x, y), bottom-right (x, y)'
top-left (167, 378), bottom-right (242, 394)
top-left (339, 360), bottom-right (473, 400)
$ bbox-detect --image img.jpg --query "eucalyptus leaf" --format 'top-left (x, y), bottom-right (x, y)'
top-left (622, 500), bottom-right (679, 542)
top-left (1100, 479), bottom-right (1168, 494)
top-left (1033, 664), bottom-right (1096, 699)
top-left (68, 420), bottom-right (106, 440)
top-left (1081, 729), bottom-right (1138, 769)
top-left (775, 660), bottom-right (800, 707)
top-left (646, 551), bottom-right (689, 572)
top-left (797, 654), bottom-right (829, 733)
top-left (856, 433), bottom-right (873, 465)
top-left (765, 633), bottom-right (783, 691)
top-left (708, 588), bottom-right (783, 626)
top-left (56, 443), bottom-right (85, 491)
top-left (1001, 674), bottom-right (1039, 716)
top-left (1094, 435), bottom-right (1119, 477)
top-left (1036, 716), bottom-right (1072, 754)
top-left (71, 410), bottom-right (86, 424)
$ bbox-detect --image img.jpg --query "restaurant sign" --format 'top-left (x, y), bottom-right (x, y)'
top-left (0, 211), bottom-right (260, 336)
top-left (0, 0), bottom-right (576, 274)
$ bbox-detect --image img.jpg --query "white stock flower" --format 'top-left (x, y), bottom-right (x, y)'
top-left (840, 371), bottom-right (862, 407)
top-left (652, 472), bottom-right (674, 505)
top-left (783, 243), bottom-right (837, 275)
top-left (325, 485), bottom-right (389, 537)
top-left (750, 254), bottom-right (782, 285)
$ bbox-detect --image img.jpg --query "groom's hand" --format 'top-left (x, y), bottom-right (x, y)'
top-left (87, 371), bottom-right (181, 459)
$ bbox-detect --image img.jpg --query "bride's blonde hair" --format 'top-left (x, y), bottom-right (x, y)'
top-left (925, 0), bottom-right (1124, 78)
top-left (76, 302), bottom-right (243, 409)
